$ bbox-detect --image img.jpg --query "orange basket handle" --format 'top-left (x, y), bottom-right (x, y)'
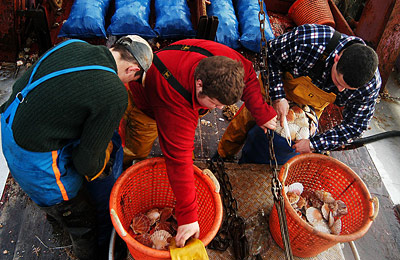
top-left (202, 169), bottom-right (220, 193)
top-left (370, 197), bottom-right (379, 221)
top-left (110, 208), bottom-right (128, 237)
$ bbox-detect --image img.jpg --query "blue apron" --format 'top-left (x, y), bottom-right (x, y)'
top-left (1, 39), bottom-right (117, 207)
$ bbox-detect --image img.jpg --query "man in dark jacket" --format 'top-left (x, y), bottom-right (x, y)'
top-left (0, 35), bottom-right (153, 259)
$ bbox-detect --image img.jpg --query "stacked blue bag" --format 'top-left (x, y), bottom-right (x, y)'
top-left (59, 0), bottom-right (111, 38)
top-left (107, 0), bottom-right (156, 39)
top-left (154, 0), bottom-right (196, 39)
top-left (206, 0), bottom-right (240, 49)
top-left (235, 0), bottom-right (275, 52)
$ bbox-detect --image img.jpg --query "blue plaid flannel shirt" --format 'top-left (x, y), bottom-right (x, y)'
top-left (267, 24), bottom-right (382, 152)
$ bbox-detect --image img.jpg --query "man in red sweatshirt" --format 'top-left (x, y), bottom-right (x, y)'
top-left (123, 39), bottom-right (277, 247)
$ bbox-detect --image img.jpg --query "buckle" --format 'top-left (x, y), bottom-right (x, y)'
top-left (181, 45), bottom-right (191, 51)
top-left (16, 92), bottom-right (24, 103)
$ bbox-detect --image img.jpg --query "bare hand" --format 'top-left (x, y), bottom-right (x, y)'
top-left (272, 98), bottom-right (289, 127)
top-left (292, 139), bottom-right (312, 154)
top-left (260, 115), bottom-right (278, 132)
top-left (175, 221), bottom-right (200, 248)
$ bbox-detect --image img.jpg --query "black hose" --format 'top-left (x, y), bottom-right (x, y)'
top-left (337, 130), bottom-right (400, 150)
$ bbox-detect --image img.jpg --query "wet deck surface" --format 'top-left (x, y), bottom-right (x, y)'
top-left (1, 101), bottom-right (400, 260)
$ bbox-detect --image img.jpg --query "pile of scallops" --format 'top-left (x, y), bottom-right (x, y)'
top-left (285, 182), bottom-right (348, 235)
top-left (275, 104), bottom-right (318, 142)
top-left (129, 207), bottom-right (177, 250)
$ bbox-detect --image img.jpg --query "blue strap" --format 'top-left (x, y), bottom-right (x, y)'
top-left (28, 39), bottom-right (87, 85)
top-left (21, 65), bottom-right (116, 98)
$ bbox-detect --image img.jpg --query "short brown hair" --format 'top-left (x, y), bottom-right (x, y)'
top-left (194, 56), bottom-right (245, 105)
top-left (112, 44), bottom-right (143, 77)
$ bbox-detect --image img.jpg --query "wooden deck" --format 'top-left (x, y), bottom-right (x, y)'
top-left (1, 105), bottom-right (399, 260)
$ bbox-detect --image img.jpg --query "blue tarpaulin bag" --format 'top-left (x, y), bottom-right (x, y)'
top-left (239, 125), bottom-right (299, 165)
top-left (154, 0), bottom-right (196, 39)
top-left (235, 0), bottom-right (275, 52)
top-left (107, 0), bottom-right (156, 38)
top-left (85, 131), bottom-right (123, 246)
top-left (206, 0), bottom-right (240, 49)
top-left (59, 0), bottom-right (111, 38)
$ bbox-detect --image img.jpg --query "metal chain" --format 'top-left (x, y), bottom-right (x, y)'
top-left (258, 1), bottom-right (294, 260)
top-left (207, 158), bottom-right (249, 260)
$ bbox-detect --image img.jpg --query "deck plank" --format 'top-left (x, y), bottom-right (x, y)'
top-left (0, 177), bottom-right (72, 260)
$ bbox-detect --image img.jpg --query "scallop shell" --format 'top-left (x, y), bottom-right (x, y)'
top-left (289, 123), bottom-right (300, 139)
top-left (287, 182), bottom-right (304, 195)
top-left (330, 218), bottom-right (342, 235)
top-left (296, 196), bottom-right (307, 210)
top-left (286, 109), bottom-right (295, 122)
top-left (146, 208), bottom-right (161, 225)
top-left (306, 207), bottom-right (324, 224)
top-left (313, 220), bottom-right (331, 234)
top-left (328, 211), bottom-right (335, 227)
top-left (292, 105), bottom-right (305, 117)
top-left (287, 191), bottom-right (300, 204)
top-left (150, 230), bottom-right (172, 250)
top-left (130, 213), bottom-right (151, 235)
top-left (296, 127), bottom-right (310, 140)
top-left (295, 117), bottom-right (308, 128)
top-left (314, 190), bottom-right (336, 204)
top-left (160, 207), bottom-right (174, 223)
top-left (135, 233), bottom-right (153, 247)
top-left (155, 221), bottom-right (175, 235)
top-left (336, 200), bottom-right (348, 217)
top-left (321, 203), bottom-right (330, 220)
top-left (302, 190), bottom-right (323, 209)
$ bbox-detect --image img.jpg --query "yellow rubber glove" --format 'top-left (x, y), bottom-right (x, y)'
top-left (169, 238), bottom-right (209, 260)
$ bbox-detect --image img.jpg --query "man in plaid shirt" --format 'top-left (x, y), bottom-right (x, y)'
top-left (268, 23), bottom-right (381, 153)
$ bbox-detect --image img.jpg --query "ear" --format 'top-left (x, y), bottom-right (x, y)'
top-left (127, 65), bottom-right (140, 75)
top-left (195, 79), bottom-right (203, 93)
top-left (334, 53), bottom-right (342, 63)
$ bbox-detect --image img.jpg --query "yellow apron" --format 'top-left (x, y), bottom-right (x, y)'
top-left (282, 72), bottom-right (336, 118)
top-left (122, 89), bottom-right (158, 166)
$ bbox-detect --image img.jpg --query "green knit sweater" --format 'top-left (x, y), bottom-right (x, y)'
top-left (1, 41), bottom-right (128, 178)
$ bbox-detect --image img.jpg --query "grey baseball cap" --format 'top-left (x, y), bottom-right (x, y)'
top-left (116, 35), bottom-right (153, 72)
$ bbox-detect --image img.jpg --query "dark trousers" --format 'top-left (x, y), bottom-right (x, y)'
top-left (40, 188), bottom-right (99, 260)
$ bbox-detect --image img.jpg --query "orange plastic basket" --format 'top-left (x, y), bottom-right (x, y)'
top-left (288, 0), bottom-right (335, 28)
top-left (109, 157), bottom-right (222, 260)
top-left (269, 154), bottom-right (379, 258)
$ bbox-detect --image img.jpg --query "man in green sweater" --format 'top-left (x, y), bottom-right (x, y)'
top-left (0, 35), bottom-right (153, 260)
